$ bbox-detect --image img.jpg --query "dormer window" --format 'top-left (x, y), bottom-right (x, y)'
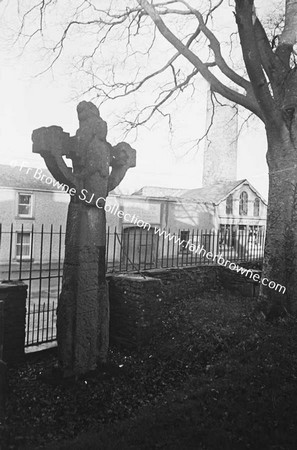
top-left (239, 191), bottom-right (248, 216)
top-left (253, 197), bottom-right (260, 216)
top-left (226, 194), bottom-right (233, 215)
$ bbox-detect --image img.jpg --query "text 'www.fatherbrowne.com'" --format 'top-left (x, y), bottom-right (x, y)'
top-left (14, 162), bottom-right (286, 295)
top-left (153, 227), bottom-right (286, 295)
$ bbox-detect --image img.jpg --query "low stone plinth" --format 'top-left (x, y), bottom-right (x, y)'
top-left (0, 281), bottom-right (27, 364)
top-left (218, 267), bottom-right (262, 297)
top-left (109, 274), bottom-right (163, 349)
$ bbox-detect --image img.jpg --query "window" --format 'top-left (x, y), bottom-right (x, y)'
top-left (239, 191), bottom-right (248, 216)
top-left (253, 197), bottom-right (260, 216)
top-left (226, 194), bottom-right (233, 215)
top-left (16, 232), bottom-right (31, 260)
top-left (180, 230), bottom-right (190, 250)
top-left (219, 224), bottom-right (236, 248)
top-left (18, 193), bottom-right (33, 217)
top-left (248, 225), bottom-right (264, 245)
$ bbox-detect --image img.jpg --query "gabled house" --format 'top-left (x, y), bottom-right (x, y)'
top-left (129, 179), bottom-right (267, 262)
top-left (133, 179), bottom-right (267, 231)
top-left (181, 178), bottom-right (266, 229)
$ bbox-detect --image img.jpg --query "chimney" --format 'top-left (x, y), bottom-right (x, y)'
top-left (202, 90), bottom-right (238, 187)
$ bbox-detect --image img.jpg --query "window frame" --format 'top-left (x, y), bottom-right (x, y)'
top-left (179, 230), bottom-right (190, 251)
top-left (219, 224), bottom-right (236, 248)
top-left (16, 231), bottom-right (32, 261)
top-left (253, 197), bottom-right (260, 217)
top-left (17, 192), bottom-right (34, 218)
top-left (239, 191), bottom-right (248, 216)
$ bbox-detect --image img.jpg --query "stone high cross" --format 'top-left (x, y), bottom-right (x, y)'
top-left (32, 101), bottom-right (136, 377)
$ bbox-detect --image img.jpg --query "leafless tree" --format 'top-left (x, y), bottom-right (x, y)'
top-left (8, 0), bottom-right (297, 313)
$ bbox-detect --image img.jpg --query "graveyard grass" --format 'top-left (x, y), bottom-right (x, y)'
top-left (2, 291), bottom-right (297, 449)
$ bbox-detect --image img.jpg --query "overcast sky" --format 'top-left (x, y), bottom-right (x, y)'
top-left (0, 1), bottom-right (272, 198)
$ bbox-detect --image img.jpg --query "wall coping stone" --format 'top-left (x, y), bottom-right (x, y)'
top-left (142, 264), bottom-right (218, 275)
top-left (110, 274), bottom-right (161, 284)
top-left (0, 281), bottom-right (28, 292)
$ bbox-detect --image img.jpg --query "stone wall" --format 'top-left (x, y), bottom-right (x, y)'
top-left (0, 281), bottom-right (27, 364)
top-left (108, 263), bottom-right (263, 350)
top-left (109, 274), bottom-right (163, 349)
top-left (141, 265), bottom-right (218, 300)
top-left (0, 263), bottom-right (263, 358)
top-left (108, 265), bottom-right (218, 349)
top-left (218, 264), bottom-right (262, 298)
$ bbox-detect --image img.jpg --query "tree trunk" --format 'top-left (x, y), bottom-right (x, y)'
top-left (261, 125), bottom-right (297, 313)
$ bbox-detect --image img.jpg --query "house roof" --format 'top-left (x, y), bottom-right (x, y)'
top-left (134, 179), bottom-right (267, 205)
top-left (0, 163), bottom-right (125, 196)
top-left (132, 186), bottom-right (188, 198)
top-left (181, 179), bottom-right (247, 204)
top-left (2, 163), bottom-right (266, 205)
top-left (0, 164), bottom-right (64, 191)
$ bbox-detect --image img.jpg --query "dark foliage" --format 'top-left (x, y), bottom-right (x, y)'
top-left (1, 292), bottom-right (297, 449)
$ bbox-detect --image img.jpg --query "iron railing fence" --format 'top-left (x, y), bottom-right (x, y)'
top-left (0, 224), bottom-right (265, 347)
top-left (0, 224), bottom-right (64, 347)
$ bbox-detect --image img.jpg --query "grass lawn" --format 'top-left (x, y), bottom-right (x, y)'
top-left (1, 290), bottom-right (297, 449)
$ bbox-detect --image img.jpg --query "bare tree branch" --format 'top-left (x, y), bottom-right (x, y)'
top-left (280, 0), bottom-right (297, 47)
top-left (177, 0), bottom-right (253, 94)
top-left (137, 0), bottom-right (263, 119)
top-left (17, 0), bottom-right (282, 129)
top-left (117, 67), bottom-right (199, 128)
